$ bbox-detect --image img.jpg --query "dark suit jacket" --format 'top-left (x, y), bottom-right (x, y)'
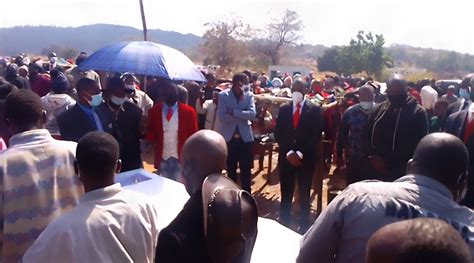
top-left (445, 110), bottom-right (474, 208)
top-left (99, 102), bottom-right (143, 172)
top-left (155, 191), bottom-right (211, 263)
top-left (446, 99), bottom-right (470, 117)
top-left (274, 100), bottom-right (323, 167)
top-left (57, 103), bottom-right (109, 142)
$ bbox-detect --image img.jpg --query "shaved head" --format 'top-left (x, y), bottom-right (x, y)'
top-left (292, 78), bottom-right (308, 94)
top-left (367, 218), bottom-right (471, 263)
top-left (387, 75), bottom-right (408, 96)
top-left (408, 133), bottom-right (469, 198)
top-left (181, 130), bottom-right (228, 195)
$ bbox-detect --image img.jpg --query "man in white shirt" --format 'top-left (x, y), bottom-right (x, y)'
top-left (23, 132), bottom-right (159, 263)
top-left (420, 84), bottom-right (438, 112)
top-left (122, 73), bottom-right (154, 116)
top-left (297, 133), bottom-right (474, 263)
top-left (195, 87), bottom-right (222, 130)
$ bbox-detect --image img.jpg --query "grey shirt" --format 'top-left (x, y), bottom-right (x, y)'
top-left (297, 175), bottom-right (474, 263)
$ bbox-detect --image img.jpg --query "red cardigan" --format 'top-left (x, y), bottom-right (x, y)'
top-left (146, 102), bottom-right (198, 169)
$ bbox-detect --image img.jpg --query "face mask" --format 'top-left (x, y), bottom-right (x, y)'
top-left (360, 101), bottom-right (375, 111)
top-left (23, 57), bottom-right (30, 65)
top-left (292, 91), bottom-right (304, 104)
top-left (88, 93), bottom-right (103, 107)
top-left (388, 94), bottom-right (407, 107)
top-left (50, 57), bottom-right (57, 64)
top-left (111, 96), bottom-right (127, 106)
top-left (241, 84), bottom-right (251, 93)
top-left (125, 84), bottom-right (135, 91)
top-left (460, 89), bottom-right (470, 100)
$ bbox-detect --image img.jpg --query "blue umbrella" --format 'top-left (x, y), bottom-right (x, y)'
top-left (79, 41), bottom-right (205, 82)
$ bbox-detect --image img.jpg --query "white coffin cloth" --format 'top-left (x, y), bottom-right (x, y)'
top-left (115, 169), bottom-right (302, 263)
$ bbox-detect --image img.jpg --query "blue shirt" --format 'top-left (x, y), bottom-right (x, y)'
top-left (162, 103), bottom-right (178, 119)
top-left (78, 103), bottom-right (104, 131)
top-left (337, 104), bottom-right (371, 160)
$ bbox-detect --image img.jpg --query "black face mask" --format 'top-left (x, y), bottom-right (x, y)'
top-left (387, 94), bottom-right (407, 107)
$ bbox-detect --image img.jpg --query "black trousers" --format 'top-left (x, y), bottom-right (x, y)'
top-left (279, 155), bottom-right (315, 228)
top-left (227, 137), bottom-right (253, 192)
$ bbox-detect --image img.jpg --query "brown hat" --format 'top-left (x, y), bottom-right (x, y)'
top-left (202, 174), bottom-right (258, 263)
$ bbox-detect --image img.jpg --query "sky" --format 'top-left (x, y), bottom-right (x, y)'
top-left (1, 0), bottom-right (473, 54)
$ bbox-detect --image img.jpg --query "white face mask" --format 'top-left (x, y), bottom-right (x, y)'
top-left (241, 84), bottom-right (251, 93)
top-left (111, 96), bottom-right (127, 106)
top-left (292, 91), bottom-right (304, 104)
top-left (360, 101), bottom-right (375, 111)
top-left (125, 84), bottom-right (135, 90)
top-left (50, 57), bottom-right (57, 64)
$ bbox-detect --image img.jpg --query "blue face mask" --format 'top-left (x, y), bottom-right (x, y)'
top-left (88, 93), bottom-right (103, 107)
top-left (460, 89), bottom-right (470, 100)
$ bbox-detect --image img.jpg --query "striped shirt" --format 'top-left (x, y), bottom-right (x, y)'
top-left (0, 129), bottom-right (84, 262)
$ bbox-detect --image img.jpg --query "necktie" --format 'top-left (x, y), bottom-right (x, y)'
top-left (166, 108), bottom-right (174, 122)
top-left (293, 103), bottom-right (301, 129)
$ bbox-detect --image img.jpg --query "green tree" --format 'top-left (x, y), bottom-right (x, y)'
top-left (337, 31), bottom-right (392, 76)
top-left (317, 47), bottom-right (340, 73)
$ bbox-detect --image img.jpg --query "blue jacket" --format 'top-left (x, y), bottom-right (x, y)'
top-left (215, 89), bottom-right (256, 143)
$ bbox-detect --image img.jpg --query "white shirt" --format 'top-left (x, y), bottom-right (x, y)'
top-left (293, 99), bottom-right (305, 114)
top-left (23, 183), bottom-right (159, 263)
top-left (130, 89), bottom-right (154, 116)
top-left (420, 85), bottom-right (438, 110)
top-left (298, 175), bottom-right (474, 263)
top-left (162, 103), bottom-right (179, 160)
top-left (195, 98), bottom-right (218, 130)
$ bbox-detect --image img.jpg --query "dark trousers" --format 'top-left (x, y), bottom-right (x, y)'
top-left (279, 156), bottom-right (315, 229)
top-left (227, 137), bottom-right (252, 192)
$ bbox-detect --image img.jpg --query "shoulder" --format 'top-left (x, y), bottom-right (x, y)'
top-left (279, 103), bottom-right (292, 111)
top-left (179, 103), bottom-right (196, 114)
top-left (58, 104), bottom-right (79, 120)
top-left (149, 103), bottom-right (163, 113)
top-left (124, 101), bottom-right (142, 115)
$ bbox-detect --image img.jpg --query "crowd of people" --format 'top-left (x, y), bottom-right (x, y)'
top-left (0, 52), bottom-right (473, 262)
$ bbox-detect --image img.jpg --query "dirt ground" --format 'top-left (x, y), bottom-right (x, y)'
top-left (142, 150), bottom-right (336, 233)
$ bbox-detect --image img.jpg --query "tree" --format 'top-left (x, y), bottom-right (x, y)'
top-left (317, 47), bottom-right (340, 73)
top-left (337, 31), bottom-right (392, 76)
top-left (253, 9), bottom-right (303, 65)
top-left (200, 18), bottom-right (246, 69)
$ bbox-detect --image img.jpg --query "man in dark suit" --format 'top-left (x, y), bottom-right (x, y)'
top-left (274, 78), bottom-right (323, 232)
top-left (444, 106), bottom-right (474, 208)
top-left (155, 130), bottom-right (258, 263)
top-left (57, 78), bottom-right (109, 142)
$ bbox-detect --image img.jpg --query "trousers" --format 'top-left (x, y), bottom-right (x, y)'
top-left (227, 137), bottom-right (253, 192)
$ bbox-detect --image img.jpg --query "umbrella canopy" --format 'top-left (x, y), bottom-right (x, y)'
top-left (79, 41), bottom-right (205, 82)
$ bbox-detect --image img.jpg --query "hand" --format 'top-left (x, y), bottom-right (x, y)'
top-left (369, 155), bottom-right (387, 173)
top-left (287, 153), bottom-right (302, 167)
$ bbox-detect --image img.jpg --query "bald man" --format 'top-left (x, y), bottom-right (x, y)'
top-left (366, 76), bottom-right (429, 181)
top-left (367, 218), bottom-right (472, 263)
top-left (298, 133), bottom-right (474, 263)
top-left (155, 130), bottom-right (228, 262)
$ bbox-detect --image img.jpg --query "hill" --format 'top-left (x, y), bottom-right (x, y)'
top-left (0, 24), bottom-right (203, 56)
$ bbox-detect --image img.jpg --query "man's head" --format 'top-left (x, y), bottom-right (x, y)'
top-left (105, 77), bottom-right (127, 108)
top-left (386, 75), bottom-right (408, 107)
top-left (28, 63), bottom-right (44, 80)
top-left (50, 70), bottom-right (70, 94)
top-left (447, 85), bottom-right (456, 96)
top-left (433, 99), bottom-right (449, 119)
top-left (291, 78), bottom-right (307, 105)
top-left (76, 77), bottom-right (102, 107)
top-left (232, 73), bottom-right (250, 95)
top-left (358, 85), bottom-right (375, 111)
top-left (18, 65), bottom-right (28, 78)
top-left (407, 133), bottom-right (469, 203)
top-left (76, 131), bottom-right (121, 192)
top-left (283, 76), bottom-right (293, 88)
top-left (121, 73), bottom-right (139, 98)
top-left (160, 80), bottom-right (179, 106)
top-left (324, 77), bottom-right (335, 91)
top-left (180, 130), bottom-right (228, 195)
top-left (4, 90), bottom-right (45, 135)
top-left (75, 52), bottom-right (88, 66)
top-left (205, 73), bottom-right (216, 88)
top-left (367, 218), bottom-right (471, 263)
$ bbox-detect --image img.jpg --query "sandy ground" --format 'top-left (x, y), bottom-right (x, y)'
top-left (141, 149), bottom-right (335, 233)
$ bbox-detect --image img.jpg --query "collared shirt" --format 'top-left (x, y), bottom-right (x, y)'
top-left (293, 99), bottom-right (306, 114)
top-left (0, 129), bottom-right (83, 262)
top-left (162, 103), bottom-right (179, 160)
top-left (23, 183), bottom-right (159, 263)
top-left (298, 175), bottom-right (474, 263)
top-left (77, 103), bottom-right (104, 131)
top-left (130, 89), bottom-right (154, 116)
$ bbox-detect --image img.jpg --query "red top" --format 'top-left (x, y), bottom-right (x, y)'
top-left (464, 116), bottom-right (474, 143)
top-left (146, 102), bottom-right (198, 169)
top-left (409, 88), bottom-right (422, 104)
top-left (31, 74), bottom-right (51, 97)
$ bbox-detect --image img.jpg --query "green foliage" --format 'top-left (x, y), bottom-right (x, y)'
top-left (317, 31), bottom-right (392, 76)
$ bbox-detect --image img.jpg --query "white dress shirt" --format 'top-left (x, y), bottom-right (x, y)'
top-left (23, 183), bottom-right (159, 263)
top-left (420, 86), bottom-right (438, 110)
top-left (162, 103), bottom-right (179, 160)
